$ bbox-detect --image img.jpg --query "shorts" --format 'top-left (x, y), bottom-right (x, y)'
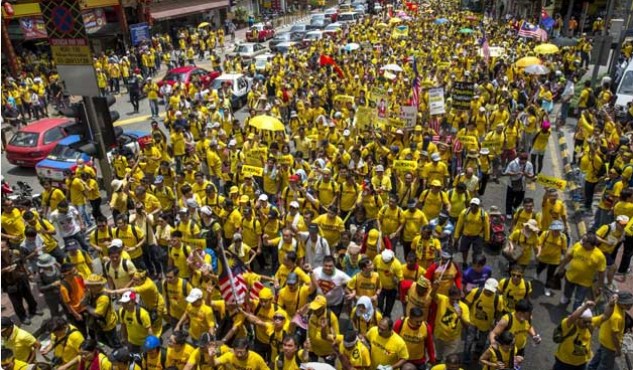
top-left (459, 235), bottom-right (484, 256)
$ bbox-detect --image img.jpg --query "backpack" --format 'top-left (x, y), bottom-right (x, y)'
top-left (471, 288), bottom-right (502, 321)
top-left (501, 278), bottom-right (531, 301)
top-left (115, 226), bottom-right (141, 245)
top-left (552, 321), bottom-right (578, 343)
top-left (163, 278), bottom-right (189, 306)
top-left (489, 217), bottom-right (507, 247)
top-left (586, 89), bottom-right (596, 108)
top-left (275, 352), bottom-right (302, 370)
top-left (492, 345), bottom-right (515, 369)
top-left (104, 259), bottom-right (131, 280)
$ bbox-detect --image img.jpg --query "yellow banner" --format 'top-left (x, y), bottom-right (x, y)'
top-left (51, 43), bottom-right (92, 65)
top-left (242, 165), bottom-right (264, 177)
top-left (393, 160), bottom-right (417, 172)
top-left (278, 156), bottom-right (293, 166)
top-left (482, 139), bottom-right (501, 149)
top-left (457, 135), bottom-right (477, 146)
top-left (355, 106), bottom-right (374, 130)
top-left (389, 118), bottom-right (405, 128)
top-left (536, 174), bottom-right (567, 190)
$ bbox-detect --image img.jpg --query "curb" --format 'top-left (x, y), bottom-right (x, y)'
top-left (556, 129), bottom-right (587, 236)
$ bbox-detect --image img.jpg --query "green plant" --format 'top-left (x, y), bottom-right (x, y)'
top-left (234, 7), bottom-right (248, 23)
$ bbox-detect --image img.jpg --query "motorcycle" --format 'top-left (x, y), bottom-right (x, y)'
top-left (5, 180), bottom-right (42, 210)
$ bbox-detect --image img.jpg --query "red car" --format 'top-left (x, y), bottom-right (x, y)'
top-left (157, 66), bottom-right (221, 90)
top-left (246, 23), bottom-right (276, 42)
top-left (5, 118), bottom-right (73, 167)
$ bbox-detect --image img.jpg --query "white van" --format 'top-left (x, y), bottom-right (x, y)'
top-left (615, 62), bottom-right (633, 118)
top-left (211, 73), bottom-right (253, 109)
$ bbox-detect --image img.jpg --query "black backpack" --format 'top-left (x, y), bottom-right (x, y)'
top-left (552, 321), bottom-right (577, 343)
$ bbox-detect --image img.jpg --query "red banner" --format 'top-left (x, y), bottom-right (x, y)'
top-left (19, 17), bottom-right (48, 40)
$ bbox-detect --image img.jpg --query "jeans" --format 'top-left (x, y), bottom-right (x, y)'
top-left (505, 186), bottom-right (525, 216)
top-left (463, 326), bottom-right (489, 363)
top-left (76, 203), bottom-right (93, 226)
top-left (587, 345), bottom-right (618, 370)
top-left (378, 288), bottom-right (398, 317)
top-left (554, 358), bottom-right (588, 370)
top-left (149, 99), bottom-right (159, 117)
top-left (563, 278), bottom-right (592, 310)
top-left (560, 101), bottom-right (571, 123)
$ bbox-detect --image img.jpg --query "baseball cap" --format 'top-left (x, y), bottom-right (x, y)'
top-left (367, 229), bottom-right (380, 246)
top-left (200, 206), bottom-right (213, 216)
top-left (470, 198), bottom-right (481, 206)
top-left (186, 288), bottom-right (203, 303)
top-left (309, 295), bottom-right (327, 310)
top-left (289, 201), bottom-right (300, 208)
top-left (375, 165), bottom-right (384, 172)
top-left (431, 152), bottom-right (441, 161)
top-left (617, 215), bottom-right (630, 225)
top-left (286, 272), bottom-right (299, 285)
top-left (484, 278), bottom-right (499, 293)
top-left (119, 291), bottom-right (137, 303)
top-left (259, 287), bottom-right (274, 300)
top-left (258, 194), bottom-right (268, 202)
top-left (550, 220), bottom-right (565, 231)
top-left (381, 249), bottom-right (395, 263)
top-left (430, 180), bottom-right (442, 187)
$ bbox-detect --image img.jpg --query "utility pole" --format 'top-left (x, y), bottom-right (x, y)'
top-left (83, 97), bottom-right (114, 198)
top-left (564, 0), bottom-right (575, 36)
top-left (590, 0), bottom-right (616, 87)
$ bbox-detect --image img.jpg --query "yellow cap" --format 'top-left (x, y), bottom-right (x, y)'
top-left (229, 186), bottom-right (239, 194)
top-left (259, 287), bottom-right (274, 300)
top-left (309, 295), bottom-right (327, 310)
top-left (430, 179), bottom-right (442, 187)
top-left (367, 229), bottom-right (380, 246)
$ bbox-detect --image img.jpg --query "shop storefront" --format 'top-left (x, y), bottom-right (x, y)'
top-left (148, 0), bottom-right (230, 35)
top-left (1, 0), bottom-right (127, 76)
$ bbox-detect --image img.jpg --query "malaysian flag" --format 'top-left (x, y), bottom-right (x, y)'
top-left (411, 57), bottom-right (421, 107)
top-left (518, 21), bottom-right (541, 38)
top-left (218, 241), bottom-right (264, 304)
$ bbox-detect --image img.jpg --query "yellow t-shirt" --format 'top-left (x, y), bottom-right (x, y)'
top-left (119, 307), bottom-right (152, 346)
top-left (4, 326), bottom-right (37, 362)
top-left (599, 304), bottom-right (625, 351)
top-left (166, 343), bottom-right (195, 370)
top-left (396, 317), bottom-right (431, 361)
top-left (555, 316), bottom-right (603, 366)
top-left (337, 339), bottom-right (371, 369)
top-left (372, 255), bottom-right (403, 290)
top-left (537, 231), bottom-right (567, 265)
top-left (164, 278), bottom-right (191, 319)
top-left (169, 244), bottom-right (192, 279)
top-left (94, 293), bottom-right (118, 331)
top-left (402, 209), bottom-right (428, 242)
top-left (215, 351), bottom-right (269, 369)
top-left (346, 272), bottom-right (381, 297)
top-left (185, 303), bottom-right (216, 340)
top-left (465, 288), bottom-right (504, 332)
top-left (433, 294), bottom-right (470, 341)
top-left (308, 310), bottom-right (340, 357)
top-left (365, 326), bottom-right (409, 368)
top-left (313, 214), bottom-right (346, 246)
top-left (498, 278), bottom-right (531, 312)
top-left (277, 285), bottom-right (312, 318)
top-left (565, 243), bottom-right (607, 287)
top-left (1, 208), bottom-right (26, 242)
top-left (378, 206), bottom-right (405, 235)
top-left (418, 190), bottom-right (448, 220)
top-left (502, 312), bottom-right (531, 350)
top-left (51, 326), bottom-right (84, 366)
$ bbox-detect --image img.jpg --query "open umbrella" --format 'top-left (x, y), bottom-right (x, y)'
top-left (524, 64), bottom-right (550, 75)
top-left (389, 17), bottom-right (403, 25)
top-left (343, 43), bottom-right (360, 51)
top-left (381, 63), bottom-right (403, 72)
top-left (434, 18), bottom-right (449, 24)
top-left (198, 22), bottom-right (211, 28)
top-left (459, 28), bottom-right (474, 34)
top-left (515, 56), bottom-right (542, 67)
top-left (534, 43), bottom-right (560, 54)
top-left (249, 115), bottom-right (285, 131)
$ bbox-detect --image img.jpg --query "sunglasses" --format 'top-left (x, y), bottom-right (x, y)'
top-left (273, 316), bottom-right (285, 321)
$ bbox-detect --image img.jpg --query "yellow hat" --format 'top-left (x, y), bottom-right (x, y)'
top-left (430, 179), bottom-right (442, 187)
top-left (240, 195), bottom-right (250, 203)
top-left (417, 276), bottom-right (430, 288)
top-left (259, 287), bottom-right (274, 300)
top-left (309, 295), bottom-right (327, 310)
top-left (85, 273), bottom-right (108, 285)
top-left (367, 229), bottom-right (380, 246)
top-left (623, 166), bottom-right (633, 179)
top-left (229, 186), bottom-right (239, 194)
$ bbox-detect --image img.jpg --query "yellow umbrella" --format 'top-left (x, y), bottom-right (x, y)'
top-left (389, 17), bottom-right (402, 25)
top-left (376, 22), bottom-right (389, 28)
top-left (249, 115), bottom-right (285, 132)
top-left (198, 22), bottom-right (210, 28)
top-left (515, 56), bottom-right (542, 67)
top-left (534, 43), bottom-right (560, 54)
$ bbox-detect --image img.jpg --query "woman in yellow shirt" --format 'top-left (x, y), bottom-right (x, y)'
top-left (536, 221), bottom-right (568, 296)
top-left (530, 121), bottom-right (551, 174)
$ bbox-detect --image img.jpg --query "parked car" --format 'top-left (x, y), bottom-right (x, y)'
top-left (289, 24), bottom-right (309, 38)
top-left (615, 61), bottom-right (633, 118)
top-left (229, 43), bottom-right (269, 65)
top-left (275, 41), bottom-right (302, 55)
top-left (337, 11), bottom-right (360, 24)
top-left (303, 30), bottom-right (326, 46)
top-left (211, 74), bottom-right (253, 109)
top-left (373, 3), bottom-right (383, 12)
top-left (338, 4), bottom-right (353, 12)
top-left (353, 5), bottom-right (365, 15)
top-left (270, 32), bottom-right (304, 51)
top-left (35, 130), bottom-right (151, 185)
top-left (157, 66), bottom-right (220, 90)
top-left (308, 16), bottom-right (332, 30)
top-left (246, 23), bottom-right (276, 42)
top-left (324, 8), bottom-right (338, 21)
top-left (5, 118), bottom-right (73, 167)
top-left (254, 54), bottom-right (275, 73)
top-left (351, 0), bottom-right (367, 10)
top-left (324, 22), bottom-right (344, 36)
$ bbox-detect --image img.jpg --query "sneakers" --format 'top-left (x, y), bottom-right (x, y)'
top-left (544, 288), bottom-right (552, 297)
top-left (560, 296), bottom-right (569, 305)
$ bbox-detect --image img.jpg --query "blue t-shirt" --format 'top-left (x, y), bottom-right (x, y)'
top-left (463, 265), bottom-right (492, 293)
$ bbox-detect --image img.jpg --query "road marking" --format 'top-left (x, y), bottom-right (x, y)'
top-left (115, 112), bottom-right (165, 127)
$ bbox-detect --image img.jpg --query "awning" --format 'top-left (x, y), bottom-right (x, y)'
top-left (151, 0), bottom-right (229, 21)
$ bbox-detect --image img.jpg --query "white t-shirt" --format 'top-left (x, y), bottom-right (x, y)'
top-left (298, 232), bottom-right (331, 267)
top-left (50, 206), bottom-right (81, 238)
top-left (312, 267), bottom-right (350, 306)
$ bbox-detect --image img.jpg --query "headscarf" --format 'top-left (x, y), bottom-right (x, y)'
top-left (355, 296), bottom-right (374, 323)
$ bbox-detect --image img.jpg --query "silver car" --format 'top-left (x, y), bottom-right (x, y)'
top-left (229, 43), bottom-right (269, 65)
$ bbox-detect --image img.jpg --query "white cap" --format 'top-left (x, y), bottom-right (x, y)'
top-left (119, 291), bottom-right (136, 303)
top-left (396, 129), bottom-right (404, 135)
top-left (479, 106), bottom-right (486, 112)
top-left (200, 206), bottom-right (213, 216)
top-left (228, 139), bottom-right (237, 147)
top-left (212, 122), bottom-right (221, 128)
top-left (176, 110), bottom-right (182, 116)
top-left (484, 278), bottom-right (499, 292)
top-left (109, 239), bottom-right (123, 249)
top-left (381, 249), bottom-right (394, 263)
top-left (289, 201), bottom-right (300, 208)
top-left (375, 165), bottom-right (385, 172)
top-left (258, 194), bottom-right (268, 201)
top-left (343, 129), bottom-right (351, 137)
top-left (470, 198), bottom-right (481, 206)
top-left (186, 288), bottom-right (204, 303)
top-left (431, 152), bottom-right (441, 161)
top-left (617, 215), bottom-right (630, 224)
top-left (329, 122), bottom-right (336, 128)
top-left (581, 308), bottom-right (593, 319)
